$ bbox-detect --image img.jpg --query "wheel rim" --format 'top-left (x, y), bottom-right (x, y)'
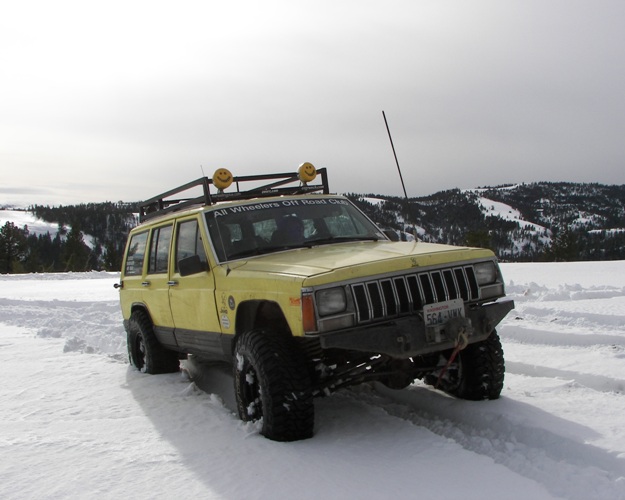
top-left (136, 335), bottom-right (146, 372)
top-left (241, 362), bottom-right (263, 420)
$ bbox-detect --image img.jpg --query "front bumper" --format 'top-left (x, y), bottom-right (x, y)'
top-left (313, 299), bottom-right (514, 359)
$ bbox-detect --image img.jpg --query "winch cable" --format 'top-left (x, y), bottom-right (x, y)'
top-left (435, 331), bottom-right (469, 389)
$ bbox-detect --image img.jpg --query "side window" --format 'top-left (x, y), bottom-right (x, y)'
top-left (175, 220), bottom-right (208, 272)
top-left (124, 231), bottom-right (148, 276)
top-left (148, 225), bottom-right (173, 274)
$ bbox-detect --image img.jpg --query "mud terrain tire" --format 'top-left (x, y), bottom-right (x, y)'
top-left (234, 329), bottom-right (314, 442)
top-left (127, 310), bottom-right (180, 374)
top-left (427, 330), bottom-right (505, 400)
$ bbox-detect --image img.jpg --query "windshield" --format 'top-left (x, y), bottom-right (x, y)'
top-left (205, 197), bottom-right (386, 261)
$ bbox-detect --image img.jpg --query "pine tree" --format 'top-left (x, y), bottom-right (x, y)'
top-left (61, 224), bottom-right (91, 272)
top-left (0, 222), bottom-right (29, 273)
top-left (546, 225), bottom-right (580, 262)
top-left (465, 229), bottom-right (492, 250)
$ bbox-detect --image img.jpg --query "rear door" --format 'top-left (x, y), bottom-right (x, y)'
top-left (120, 229), bottom-right (149, 319)
top-left (144, 224), bottom-right (176, 330)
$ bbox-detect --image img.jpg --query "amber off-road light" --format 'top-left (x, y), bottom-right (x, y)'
top-left (212, 168), bottom-right (233, 191)
top-left (298, 162), bottom-right (317, 183)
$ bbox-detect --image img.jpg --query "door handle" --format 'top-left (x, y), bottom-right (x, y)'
top-left (141, 281), bottom-right (150, 287)
top-left (167, 281), bottom-right (178, 286)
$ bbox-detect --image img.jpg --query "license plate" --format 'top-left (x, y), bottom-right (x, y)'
top-left (423, 299), bottom-right (465, 327)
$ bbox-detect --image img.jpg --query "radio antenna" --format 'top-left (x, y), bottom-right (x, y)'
top-left (382, 111), bottom-right (409, 200)
top-left (382, 111), bottom-right (418, 241)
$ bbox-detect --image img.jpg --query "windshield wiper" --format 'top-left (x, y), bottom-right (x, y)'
top-left (226, 248), bottom-right (261, 259)
top-left (262, 242), bottom-right (314, 252)
top-left (307, 236), bottom-right (380, 245)
top-left (228, 243), bottom-right (310, 259)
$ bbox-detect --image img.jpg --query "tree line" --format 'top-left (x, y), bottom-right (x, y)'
top-left (0, 202), bottom-right (137, 274)
top-left (1, 182), bottom-right (624, 273)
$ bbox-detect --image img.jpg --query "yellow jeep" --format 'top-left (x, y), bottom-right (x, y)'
top-left (118, 164), bottom-right (514, 441)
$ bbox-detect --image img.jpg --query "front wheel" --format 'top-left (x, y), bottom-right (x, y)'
top-left (233, 329), bottom-right (314, 442)
top-left (127, 310), bottom-right (180, 374)
top-left (426, 330), bottom-right (505, 400)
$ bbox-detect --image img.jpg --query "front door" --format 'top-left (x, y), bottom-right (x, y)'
top-left (168, 217), bottom-right (222, 355)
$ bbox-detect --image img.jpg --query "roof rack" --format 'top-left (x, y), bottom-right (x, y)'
top-left (139, 168), bottom-right (329, 222)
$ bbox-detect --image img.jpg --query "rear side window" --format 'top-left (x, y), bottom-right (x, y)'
top-left (148, 225), bottom-right (173, 274)
top-left (124, 231), bottom-right (149, 276)
top-left (175, 219), bottom-right (208, 272)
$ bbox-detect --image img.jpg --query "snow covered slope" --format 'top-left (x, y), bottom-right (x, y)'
top-left (0, 209), bottom-right (60, 236)
top-left (0, 263), bottom-right (624, 499)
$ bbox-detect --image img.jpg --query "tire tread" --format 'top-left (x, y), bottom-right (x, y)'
top-left (234, 329), bottom-right (314, 441)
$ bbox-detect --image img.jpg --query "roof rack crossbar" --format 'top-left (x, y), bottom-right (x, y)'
top-left (139, 177), bottom-right (212, 222)
top-left (139, 167), bottom-right (329, 222)
top-left (245, 173), bottom-right (304, 193)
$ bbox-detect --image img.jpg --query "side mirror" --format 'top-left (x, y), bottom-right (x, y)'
top-left (383, 229), bottom-right (400, 241)
top-left (178, 255), bottom-right (208, 276)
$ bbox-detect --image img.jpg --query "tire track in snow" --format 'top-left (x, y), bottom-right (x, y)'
top-left (501, 325), bottom-right (625, 395)
top-left (351, 384), bottom-right (625, 500)
top-left (505, 282), bottom-right (625, 336)
top-left (503, 324), bottom-right (625, 348)
top-left (505, 283), bottom-right (625, 303)
top-left (501, 278), bottom-right (625, 397)
top-left (506, 361), bottom-right (625, 394)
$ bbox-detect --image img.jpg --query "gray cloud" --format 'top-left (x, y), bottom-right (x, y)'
top-left (1, 0), bottom-right (624, 205)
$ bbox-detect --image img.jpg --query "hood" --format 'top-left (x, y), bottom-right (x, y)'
top-left (225, 241), bottom-right (494, 283)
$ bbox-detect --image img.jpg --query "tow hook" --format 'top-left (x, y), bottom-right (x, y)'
top-left (435, 320), bottom-right (471, 389)
top-left (455, 329), bottom-right (469, 349)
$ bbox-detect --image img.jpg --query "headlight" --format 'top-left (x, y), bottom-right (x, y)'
top-left (316, 287), bottom-right (347, 316)
top-left (474, 261), bottom-right (497, 285)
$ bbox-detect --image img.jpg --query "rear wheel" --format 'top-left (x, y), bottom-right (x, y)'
top-left (426, 330), bottom-right (505, 400)
top-left (233, 329), bottom-right (314, 441)
top-left (127, 310), bottom-right (180, 374)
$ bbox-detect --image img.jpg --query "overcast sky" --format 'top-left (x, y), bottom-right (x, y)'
top-left (2, 0), bottom-right (624, 206)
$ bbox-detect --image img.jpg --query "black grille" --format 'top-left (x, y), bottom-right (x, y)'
top-left (350, 266), bottom-right (479, 323)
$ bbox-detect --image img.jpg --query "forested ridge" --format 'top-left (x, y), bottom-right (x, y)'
top-left (1, 181), bottom-right (624, 273)
top-left (349, 181), bottom-right (625, 262)
top-left (0, 202), bottom-right (137, 273)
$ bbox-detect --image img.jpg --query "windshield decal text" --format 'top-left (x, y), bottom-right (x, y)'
top-left (213, 198), bottom-right (348, 217)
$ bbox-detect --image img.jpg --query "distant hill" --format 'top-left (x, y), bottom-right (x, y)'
top-left (0, 203), bottom-right (138, 273)
top-left (347, 181), bottom-right (625, 261)
top-left (2, 182), bottom-right (624, 272)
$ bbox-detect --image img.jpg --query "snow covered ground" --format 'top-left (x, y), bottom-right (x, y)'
top-left (1, 262), bottom-right (624, 499)
top-left (477, 196), bottom-right (546, 233)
